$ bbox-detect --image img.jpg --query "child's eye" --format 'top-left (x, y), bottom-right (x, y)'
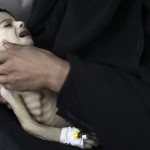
top-left (4, 24), bottom-right (12, 28)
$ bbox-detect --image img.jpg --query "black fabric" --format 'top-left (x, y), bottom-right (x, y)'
top-left (27, 0), bottom-right (150, 149)
top-left (1, 0), bottom-right (150, 150)
top-left (28, 0), bottom-right (144, 72)
top-left (0, 105), bottom-right (85, 150)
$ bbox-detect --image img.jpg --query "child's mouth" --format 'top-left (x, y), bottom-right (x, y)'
top-left (19, 30), bottom-right (30, 38)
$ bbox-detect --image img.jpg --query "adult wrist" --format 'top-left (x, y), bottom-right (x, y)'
top-left (47, 56), bottom-right (70, 92)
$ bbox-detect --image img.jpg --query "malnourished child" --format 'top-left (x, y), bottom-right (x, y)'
top-left (0, 9), bottom-right (99, 149)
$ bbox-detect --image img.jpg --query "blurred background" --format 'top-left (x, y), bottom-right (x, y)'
top-left (0, 0), bottom-right (33, 21)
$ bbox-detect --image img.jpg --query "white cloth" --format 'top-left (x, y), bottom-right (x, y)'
top-left (60, 127), bottom-right (87, 149)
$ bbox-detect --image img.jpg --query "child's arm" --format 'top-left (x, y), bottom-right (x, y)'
top-left (21, 89), bottom-right (69, 127)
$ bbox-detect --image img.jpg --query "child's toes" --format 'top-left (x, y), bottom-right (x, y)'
top-left (84, 139), bottom-right (98, 148)
top-left (84, 142), bottom-right (93, 149)
top-left (84, 133), bottom-right (100, 148)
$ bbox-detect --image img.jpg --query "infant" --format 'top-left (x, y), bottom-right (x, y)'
top-left (0, 9), bottom-right (99, 149)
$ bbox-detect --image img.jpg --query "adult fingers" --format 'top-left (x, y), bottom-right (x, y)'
top-left (0, 75), bottom-right (8, 84)
top-left (0, 62), bottom-right (11, 75)
top-left (2, 40), bottom-right (23, 50)
top-left (3, 83), bottom-right (27, 91)
top-left (3, 84), bottom-right (15, 90)
top-left (0, 51), bottom-right (9, 64)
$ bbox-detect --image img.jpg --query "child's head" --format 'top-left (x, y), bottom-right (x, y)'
top-left (0, 9), bottom-right (33, 50)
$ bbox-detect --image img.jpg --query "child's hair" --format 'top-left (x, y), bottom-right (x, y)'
top-left (0, 8), bottom-right (14, 17)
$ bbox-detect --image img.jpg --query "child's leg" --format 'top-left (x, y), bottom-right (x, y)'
top-left (0, 87), bottom-right (100, 149)
top-left (0, 86), bottom-right (62, 142)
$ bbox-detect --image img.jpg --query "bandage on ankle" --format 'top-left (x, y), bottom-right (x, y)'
top-left (60, 127), bottom-right (87, 149)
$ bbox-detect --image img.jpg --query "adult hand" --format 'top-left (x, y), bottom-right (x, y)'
top-left (0, 41), bottom-right (70, 92)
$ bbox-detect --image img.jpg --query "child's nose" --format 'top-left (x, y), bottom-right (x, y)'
top-left (15, 21), bottom-right (25, 28)
top-left (20, 22), bottom-right (25, 27)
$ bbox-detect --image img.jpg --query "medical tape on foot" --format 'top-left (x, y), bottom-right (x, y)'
top-left (60, 127), bottom-right (87, 149)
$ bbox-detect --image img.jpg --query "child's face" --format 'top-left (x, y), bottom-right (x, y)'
top-left (0, 12), bottom-right (33, 50)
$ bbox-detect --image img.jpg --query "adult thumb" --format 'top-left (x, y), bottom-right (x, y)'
top-left (2, 40), bottom-right (21, 50)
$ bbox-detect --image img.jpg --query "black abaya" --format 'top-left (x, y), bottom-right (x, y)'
top-left (1, 0), bottom-right (150, 149)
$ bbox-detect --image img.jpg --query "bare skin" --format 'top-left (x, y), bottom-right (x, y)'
top-left (0, 42), bottom-right (70, 92)
top-left (0, 86), bottom-right (100, 149)
top-left (0, 12), bottom-right (100, 149)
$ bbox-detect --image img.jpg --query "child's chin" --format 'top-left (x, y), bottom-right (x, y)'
top-left (25, 40), bottom-right (34, 46)
top-left (18, 39), bottom-right (34, 46)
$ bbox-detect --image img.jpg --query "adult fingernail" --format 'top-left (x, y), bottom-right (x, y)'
top-left (2, 39), bottom-right (9, 45)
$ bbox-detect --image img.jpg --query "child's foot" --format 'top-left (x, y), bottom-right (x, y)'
top-left (60, 127), bottom-right (100, 149)
top-left (84, 133), bottom-right (100, 149)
